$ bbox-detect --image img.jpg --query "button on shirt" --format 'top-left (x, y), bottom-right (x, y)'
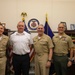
top-left (10, 31), bottom-right (33, 55)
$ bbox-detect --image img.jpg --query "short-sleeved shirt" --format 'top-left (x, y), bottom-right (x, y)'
top-left (52, 33), bottom-right (74, 54)
top-left (10, 31), bottom-right (33, 55)
top-left (0, 34), bottom-right (9, 57)
top-left (33, 34), bottom-right (54, 55)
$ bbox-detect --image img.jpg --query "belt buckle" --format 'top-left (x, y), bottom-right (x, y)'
top-left (36, 53), bottom-right (43, 56)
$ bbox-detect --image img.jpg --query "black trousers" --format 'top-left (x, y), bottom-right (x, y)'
top-left (12, 53), bottom-right (30, 75)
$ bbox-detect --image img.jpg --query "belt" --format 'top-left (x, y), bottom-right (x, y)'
top-left (54, 53), bottom-right (67, 56)
top-left (35, 52), bottom-right (44, 56)
top-left (0, 56), bottom-right (5, 58)
top-left (13, 53), bottom-right (29, 56)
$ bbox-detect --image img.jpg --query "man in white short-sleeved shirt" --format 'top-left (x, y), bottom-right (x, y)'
top-left (10, 21), bottom-right (33, 75)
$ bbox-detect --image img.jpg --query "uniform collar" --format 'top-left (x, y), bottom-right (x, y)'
top-left (0, 34), bottom-right (7, 40)
top-left (56, 33), bottom-right (66, 38)
top-left (0, 36), bottom-right (2, 40)
top-left (36, 33), bottom-right (45, 40)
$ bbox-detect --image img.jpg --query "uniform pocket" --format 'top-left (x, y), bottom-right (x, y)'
top-left (2, 41), bottom-right (7, 46)
top-left (40, 41), bottom-right (47, 46)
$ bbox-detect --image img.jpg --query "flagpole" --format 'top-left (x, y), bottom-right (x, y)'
top-left (46, 13), bottom-right (48, 22)
top-left (46, 13), bottom-right (48, 35)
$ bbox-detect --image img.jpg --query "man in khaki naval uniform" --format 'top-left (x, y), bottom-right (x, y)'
top-left (0, 24), bottom-right (9, 75)
top-left (33, 24), bottom-right (54, 75)
top-left (52, 23), bottom-right (74, 75)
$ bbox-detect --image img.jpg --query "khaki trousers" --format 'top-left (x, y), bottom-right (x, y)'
top-left (0, 56), bottom-right (6, 75)
top-left (35, 53), bottom-right (49, 75)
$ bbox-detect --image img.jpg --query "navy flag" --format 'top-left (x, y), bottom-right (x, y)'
top-left (44, 16), bottom-right (54, 38)
top-left (22, 20), bottom-right (30, 33)
top-left (44, 15), bottom-right (55, 75)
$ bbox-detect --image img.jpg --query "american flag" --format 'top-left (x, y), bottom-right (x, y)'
top-left (23, 20), bottom-right (35, 62)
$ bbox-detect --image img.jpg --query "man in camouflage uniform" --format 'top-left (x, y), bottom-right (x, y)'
top-left (0, 23), bottom-right (9, 75)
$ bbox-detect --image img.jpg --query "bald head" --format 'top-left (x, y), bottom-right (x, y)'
top-left (17, 21), bottom-right (24, 26)
top-left (17, 21), bottom-right (25, 33)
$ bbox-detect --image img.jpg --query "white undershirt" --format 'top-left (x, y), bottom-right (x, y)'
top-left (0, 36), bottom-right (2, 41)
top-left (38, 36), bottom-right (41, 39)
top-left (59, 36), bottom-right (62, 38)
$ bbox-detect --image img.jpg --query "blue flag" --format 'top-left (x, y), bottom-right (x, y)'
top-left (44, 20), bottom-right (54, 38)
top-left (23, 20), bottom-right (30, 33)
top-left (44, 17), bottom-right (55, 75)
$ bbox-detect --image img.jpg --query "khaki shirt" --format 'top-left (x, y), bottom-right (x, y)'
top-left (33, 34), bottom-right (54, 55)
top-left (52, 33), bottom-right (74, 54)
top-left (0, 35), bottom-right (9, 57)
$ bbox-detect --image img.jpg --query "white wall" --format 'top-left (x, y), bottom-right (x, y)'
top-left (0, 0), bottom-right (75, 31)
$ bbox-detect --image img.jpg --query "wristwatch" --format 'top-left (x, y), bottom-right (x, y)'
top-left (48, 60), bottom-right (52, 62)
top-left (68, 58), bottom-right (73, 62)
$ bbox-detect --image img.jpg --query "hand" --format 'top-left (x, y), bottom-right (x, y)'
top-left (46, 61), bottom-right (51, 68)
top-left (10, 65), bottom-right (14, 73)
top-left (67, 61), bottom-right (72, 67)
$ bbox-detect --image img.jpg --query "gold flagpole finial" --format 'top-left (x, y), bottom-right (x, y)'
top-left (21, 12), bottom-right (27, 21)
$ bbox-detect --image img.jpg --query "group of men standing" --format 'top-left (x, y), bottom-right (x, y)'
top-left (0, 21), bottom-right (75, 75)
